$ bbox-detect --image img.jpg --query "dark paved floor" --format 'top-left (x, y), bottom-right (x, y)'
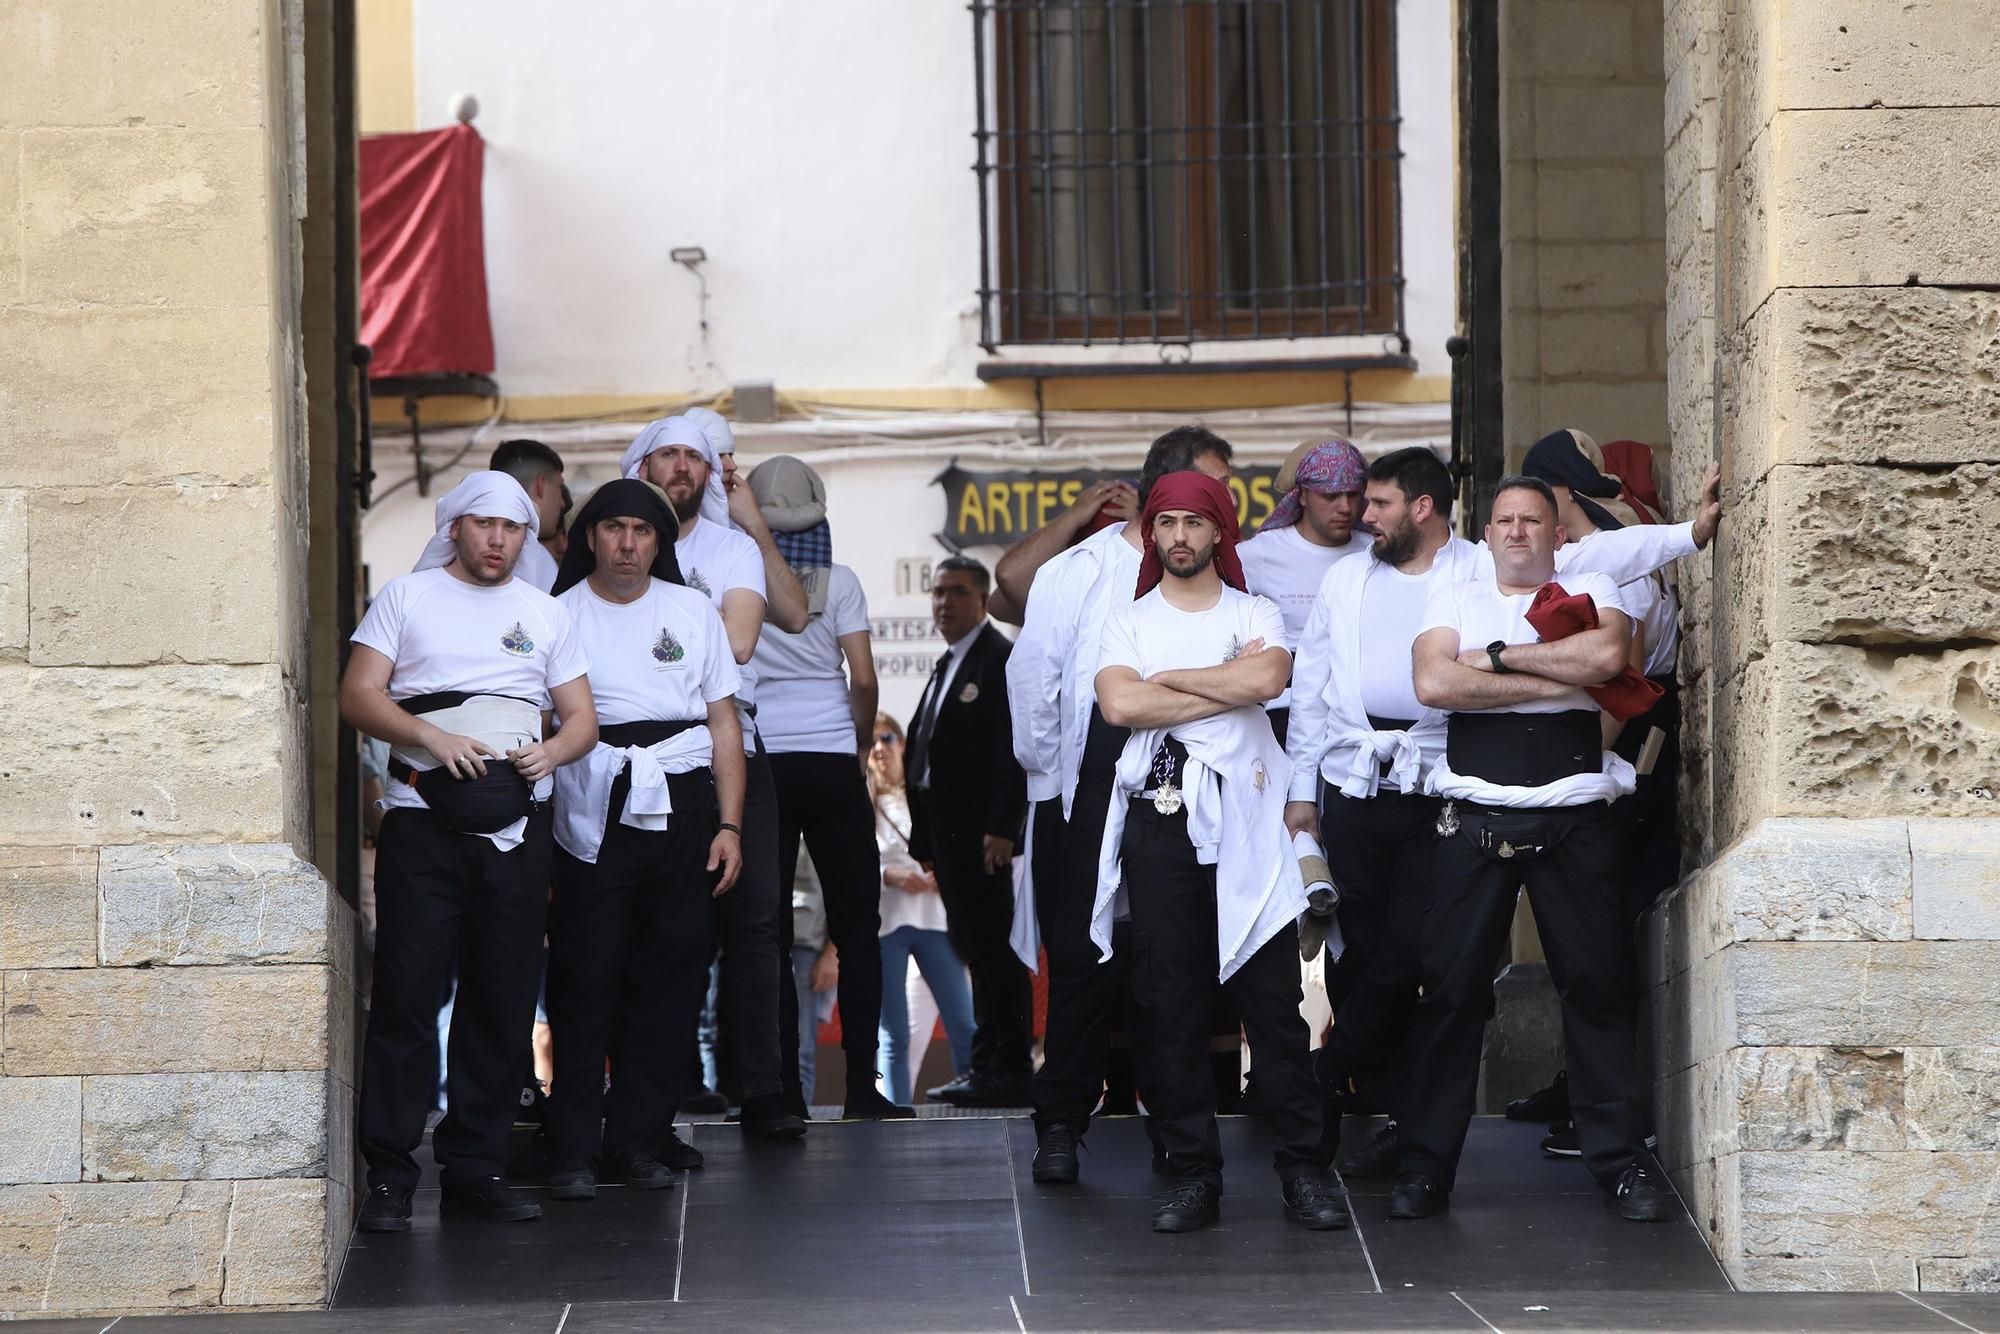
top-left (17, 1116), bottom-right (1999, 1331)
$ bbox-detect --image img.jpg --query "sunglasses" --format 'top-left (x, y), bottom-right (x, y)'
top-left (874, 731), bottom-right (900, 745)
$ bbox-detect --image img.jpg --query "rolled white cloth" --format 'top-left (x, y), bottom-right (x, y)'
top-left (620, 416), bottom-right (730, 529)
top-left (412, 470), bottom-right (540, 574)
top-left (1425, 751), bottom-right (1637, 808)
top-left (552, 726), bottom-right (717, 864)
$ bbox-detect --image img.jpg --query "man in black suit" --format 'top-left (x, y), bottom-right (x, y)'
top-left (906, 555), bottom-right (1031, 1105)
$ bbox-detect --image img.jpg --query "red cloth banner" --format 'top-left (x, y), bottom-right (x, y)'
top-left (359, 124), bottom-right (495, 379)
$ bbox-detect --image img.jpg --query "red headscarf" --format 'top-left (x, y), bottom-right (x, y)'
top-left (1134, 471), bottom-right (1247, 598)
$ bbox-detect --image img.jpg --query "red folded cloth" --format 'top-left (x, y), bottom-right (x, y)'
top-left (1525, 583), bottom-right (1664, 722)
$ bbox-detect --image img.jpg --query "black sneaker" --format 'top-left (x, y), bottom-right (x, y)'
top-left (547, 1155), bottom-right (597, 1201)
top-left (842, 1088), bottom-right (918, 1121)
top-left (439, 1173), bottom-right (541, 1222)
top-left (1604, 1160), bottom-right (1675, 1222)
top-left (357, 1181), bottom-right (413, 1233)
top-left (662, 1128), bottom-right (704, 1171)
top-left (1386, 1172), bottom-right (1449, 1219)
top-left (1336, 1121), bottom-right (1400, 1179)
top-left (514, 1078), bottom-right (548, 1128)
top-left (1281, 1175), bottom-right (1351, 1231)
top-left (1031, 1123), bottom-right (1082, 1185)
top-left (1150, 1180), bottom-right (1221, 1234)
top-left (1541, 1120), bottom-right (1581, 1157)
top-left (605, 1152), bottom-right (674, 1190)
top-left (740, 1093), bottom-right (807, 1141)
top-left (1506, 1070), bottom-right (1570, 1122)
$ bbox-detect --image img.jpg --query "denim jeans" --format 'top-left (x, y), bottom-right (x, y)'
top-left (876, 926), bottom-right (977, 1104)
top-left (790, 944), bottom-right (828, 1105)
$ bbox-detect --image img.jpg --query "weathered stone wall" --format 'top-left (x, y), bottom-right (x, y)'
top-left (0, 0), bottom-right (354, 1316)
top-left (1650, 0), bottom-right (2000, 1292)
top-left (1501, 0), bottom-right (1671, 467)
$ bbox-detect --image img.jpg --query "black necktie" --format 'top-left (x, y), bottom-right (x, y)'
top-left (907, 653), bottom-right (951, 789)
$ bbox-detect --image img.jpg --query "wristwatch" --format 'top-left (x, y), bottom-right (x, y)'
top-left (1486, 640), bottom-right (1511, 674)
top-left (718, 822), bottom-right (743, 837)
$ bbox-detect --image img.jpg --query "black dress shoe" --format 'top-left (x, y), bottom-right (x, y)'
top-left (1151, 1180), bottom-right (1221, 1234)
top-left (925, 1071), bottom-right (978, 1101)
top-left (1281, 1175), bottom-right (1352, 1231)
top-left (357, 1181), bottom-right (413, 1232)
top-left (842, 1088), bottom-right (918, 1121)
top-left (1541, 1120), bottom-right (1581, 1157)
top-left (1506, 1069), bottom-right (1570, 1122)
top-left (1386, 1173), bottom-right (1449, 1219)
top-left (1604, 1160), bottom-right (1675, 1222)
top-left (439, 1173), bottom-right (542, 1222)
top-left (1032, 1123), bottom-right (1082, 1184)
top-left (605, 1152), bottom-right (674, 1190)
top-left (931, 1070), bottom-right (1031, 1107)
top-left (547, 1155), bottom-right (597, 1201)
top-left (740, 1094), bottom-right (807, 1140)
top-left (1336, 1121), bottom-right (1401, 1179)
top-left (662, 1129), bottom-right (704, 1171)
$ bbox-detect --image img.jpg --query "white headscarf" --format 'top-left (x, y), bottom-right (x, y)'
top-left (620, 415), bottom-right (730, 529)
top-left (413, 470), bottom-right (540, 574)
top-left (683, 406), bottom-right (735, 458)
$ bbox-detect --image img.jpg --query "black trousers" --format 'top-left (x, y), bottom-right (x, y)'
top-left (1399, 799), bottom-right (1644, 1190)
top-left (924, 814), bottom-right (1033, 1082)
top-left (546, 769), bottom-right (718, 1163)
top-left (1313, 786), bottom-right (1438, 1116)
top-left (712, 744), bottom-right (786, 1102)
top-left (361, 805), bottom-right (553, 1189)
top-left (1122, 799), bottom-right (1324, 1190)
top-left (771, 750), bottom-right (886, 1105)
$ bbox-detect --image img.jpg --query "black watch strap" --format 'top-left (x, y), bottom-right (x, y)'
top-left (717, 822), bottom-right (742, 836)
top-left (1487, 640), bottom-right (1510, 674)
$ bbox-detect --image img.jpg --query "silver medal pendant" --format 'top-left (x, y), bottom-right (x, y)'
top-left (1153, 779), bottom-right (1183, 816)
top-left (1435, 799), bottom-right (1459, 837)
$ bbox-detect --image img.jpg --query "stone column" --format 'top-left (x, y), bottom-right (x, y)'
top-left (0, 0), bottom-right (356, 1315)
top-left (1652, 0), bottom-right (2000, 1291)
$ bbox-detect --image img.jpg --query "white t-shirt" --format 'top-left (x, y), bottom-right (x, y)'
top-left (1566, 529), bottom-right (1679, 679)
top-left (1357, 561), bottom-right (1434, 723)
top-left (752, 564), bottom-right (870, 754)
top-left (1418, 570), bottom-right (1629, 715)
top-left (677, 516), bottom-right (768, 749)
top-left (1099, 584), bottom-right (1288, 684)
top-left (556, 578), bottom-right (740, 727)
top-left (1238, 525), bottom-right (1372, 709)
top-left (353, 566), bottom-right (588, 707)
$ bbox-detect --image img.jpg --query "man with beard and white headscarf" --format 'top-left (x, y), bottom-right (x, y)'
top-left (621, 415), bottom-right (807, 1140)
top-left (542, 479), bottom-right (747, 1201)
top-left (341, 471), bottom-right (598, 1233)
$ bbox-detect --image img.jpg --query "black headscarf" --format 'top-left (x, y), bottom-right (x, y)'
top-left (551, 478), bottom-right (685, 595)
top-left (1521, 429), bottom-right (1625, 531)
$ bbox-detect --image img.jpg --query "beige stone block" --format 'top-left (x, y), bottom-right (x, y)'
top-left (1736, 940), bottom-right (2000, 1046)
top-left (1905, 1047), bottom-right (2000, 1152)
top-left (0, 1180), bottom-right (230, 1313)
top-left (19, 127), bottom-right (269, 306)
top-left (0, 490), bottom-right (24, 656)
top-left (1535, 84), bottom-right (1667, 160)
top-left (0, 131), bottom-right (17, 302)
top-left (1641, 163), bottom-right (1666, 240)
top-left (1910, 819), bottom-right (2000, 940)
top-left (1664, 95), bottom-right (1718, 204)
top-left (1774, 0), bottom-right (2000, 112)
top-left (222, 1178), bottom-right (329, 1307)
top-left (1739, 1150), bottom-right (2000, 1259)
top-left (1716, 817), bottom-right (1912, 943)
top-left (2, 965), bottom-right (328, 1076)
top-left (1757, 288), bottom-right (2000, 471)
top-left (1734, 1046), bottom-right (1904, 1151)
top-left (1650, 937), bottom-right (1737, 1076)
top-left (0, 1077), bottom-right (79, 1183)
top-left (1534, 378), bottom-right (1670, 452)
top-left (1765, 644), bottom-right (2000, 818)
top-left (1534, 165), bottom-right (1642, 241)
top-left (94, 843), bottom-right (333, 968)
top-left (1537, 241), bottom-right (1667, 311)
top-left (82, 1071), bottom-right (325, 1181)
top-left (1536, 1), bottom-right (1643, 79)
top-left (1539, 311), bottom-right (1654, 378)
top-left (1739, 1254), bottom-right (1920, 1291)
top-left (0, 307), bottom-right (278, 487)
top-left (0, 665), bottom-right (290, 844)
top-left (0, 0), bottom-right (265, 130)
top-left (0, 847), bottom-right (95, 969)
top-left (1920, 1257), bottom-right (2000, 1291)
top-left (28, 488), bottom-right (278, 667)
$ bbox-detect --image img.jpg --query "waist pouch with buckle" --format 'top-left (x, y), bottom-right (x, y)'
top-left (389, 691), bottom-right (541, 835)
top-left (1458, 806), bottom-right (1558, 862)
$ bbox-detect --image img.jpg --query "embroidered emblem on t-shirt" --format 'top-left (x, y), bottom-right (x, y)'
top-left (1222, 634), bottom-right (1245, 662)
top-left (1252, 760), bottom-right (1269, 794)
top-left (653, 627), bottom-right (686, 665)
top-left (685, 568), bottom-right (713, 597)
top-left (500, 622), bottom-right (535, 656)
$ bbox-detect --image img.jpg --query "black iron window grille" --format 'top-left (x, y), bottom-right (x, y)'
top-left (971, 0), bottom-right (1404, 350)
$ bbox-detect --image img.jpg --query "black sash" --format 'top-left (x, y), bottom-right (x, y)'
top-left (1445, 709), bottom-right (1599, 788)
top-left (600, 718), bottom-right (714, 833)
top-left (599, 717), bottom-right (705, 751)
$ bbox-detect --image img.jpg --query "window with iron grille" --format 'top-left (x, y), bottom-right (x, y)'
top-left (971, 0), bottom-right (1403, 350)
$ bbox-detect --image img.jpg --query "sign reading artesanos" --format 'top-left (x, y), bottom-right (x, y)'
top-left (934, 463), bottom-right (1283, 548)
